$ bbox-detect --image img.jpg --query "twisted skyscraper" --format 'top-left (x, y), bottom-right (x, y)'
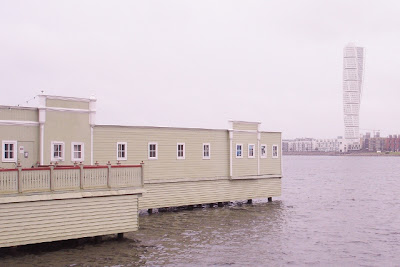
top-left (343, 43), bottom-right (365, 150)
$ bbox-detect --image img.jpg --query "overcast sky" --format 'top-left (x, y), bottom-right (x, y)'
top-left (1, 1), bottom-right (400, 138)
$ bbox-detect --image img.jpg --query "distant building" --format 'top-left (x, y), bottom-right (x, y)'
top-left (384, 135), bottom-right (400, 152)
top-left (343, 43), bottom-right (365, 150)
top-left (283, 137), bottom-right (347, 153)
top-left (282, 138), bottom-right (315, 152)
top-left (361, 132), bottom-right (400, 152)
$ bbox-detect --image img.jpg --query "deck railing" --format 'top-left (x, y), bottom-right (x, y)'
top-left (0, 163), bottom-right (143, 195)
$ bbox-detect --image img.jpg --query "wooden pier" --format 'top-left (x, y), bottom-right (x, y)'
top-left (0, 163), bottom-right (145, 248)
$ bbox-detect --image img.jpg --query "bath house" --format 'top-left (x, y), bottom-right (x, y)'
top-left (0, 94), bottom-right (282, 209)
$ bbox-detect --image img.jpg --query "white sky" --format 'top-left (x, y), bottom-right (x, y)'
top-left (1, 0), bottom-right (400, 138)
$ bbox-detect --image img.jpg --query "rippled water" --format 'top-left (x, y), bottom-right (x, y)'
top-left (1, 156), bottom-right (400, 266)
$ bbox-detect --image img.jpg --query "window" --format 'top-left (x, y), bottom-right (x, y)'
top-left (248, 144), bottom-right (255, 158)
top-left (148, 142), bottom-right (158, 159)
top-left (203, 143), bottom-right (210, 159)
top-left (117, 142), bottom-right (127, 160)
top-left (236, 144), bottom-right (243, 158)
top-left (272, 145), bottom-right (279, 158)
top-left (177, 143), bottom-right (185, 159)
top-left (2, 141), bottom-right (17, 162)
top-left (71, 142), bottom-right (84, 161)
top-left (51, 141), bottom-right (65, 162)
top-left (260, 144), bottom-right (267, 158)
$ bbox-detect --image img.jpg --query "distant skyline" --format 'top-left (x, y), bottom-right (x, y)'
top-left (1, 1), bottom-right (400, 139)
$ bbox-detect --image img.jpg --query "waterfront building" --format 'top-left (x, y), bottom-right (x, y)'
top-left (343, 43), bottom-right (365, 150)
top-left (0, 94), bottom-right (282, 211)
top-left (282, 138), bottom-right (315, 152)
top-left (282, 137), bottom-right (347, 153)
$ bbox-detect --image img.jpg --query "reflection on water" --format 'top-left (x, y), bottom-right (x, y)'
top-left (1, 156), bottom-right (400, 266)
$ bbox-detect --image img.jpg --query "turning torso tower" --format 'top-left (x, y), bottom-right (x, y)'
top-left (343, 43), bottom-right (365, 150)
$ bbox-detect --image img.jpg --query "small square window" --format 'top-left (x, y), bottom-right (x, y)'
top-left (51, 141), bottom-right (65, 162)
top-left (71, 142), bottom-right (84, 162)
top-left (148, 142), bottom-right (158, 159)
top-left (236, 144), bottom-right (243, 158)
top-left (272, 145), bottom-right (279, 158)
top-left (177, 143), bottom-right (185, 159)
top-left (117, 142), bottom-right (127, 160)
top-left (2, 141), bottom-right (17, 163)
top-left (261, 144), bottom-right (267, 158)
top-left (248, 144), bottom-right (255, 158)
top-left (203, 143), bottom-right (210, 159)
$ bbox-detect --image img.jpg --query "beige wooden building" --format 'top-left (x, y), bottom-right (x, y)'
top-left (1, 94), bottom-right (282, 210)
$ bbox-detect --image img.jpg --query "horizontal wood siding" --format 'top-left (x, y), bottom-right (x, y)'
top-left (0, 107), bottom-right (38, 122)
top-left (44, 111), bottom-right (91, 165)
top-left (0, 125), bottom-right (39, 169)
top-left (139, 178), bottom-right (281, 209)
top-left (232, 122), bottom-right (258, 131)
top-left (0, 194), bottom-right (139, 248)
top-left (94, 126), bottom-right (229, 181)
top-left (46, 99), bottom-right (89, 110)
top-left (260, 132), bottom-right (282, 175)
top-left (232, 131), bottom-right (258, 176)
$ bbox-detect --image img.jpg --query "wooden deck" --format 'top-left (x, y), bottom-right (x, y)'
top-left (0, 163), bottom-right (144, 248)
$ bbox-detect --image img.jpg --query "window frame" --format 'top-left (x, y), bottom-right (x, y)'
top-left (260, 144), bottom-right (267, 158)
top-left (202, 143), bottom-right (211, 160)
top-left (177, 143), bottom-right (185, 160)
top-left (2, 140), bottom-right (17, 163)
top-left (248, 144), bottom-right (255, 158)
top-left (71, 142), bottom-right (85, 162)
top-left (272, 144), bottom-right (279, 158)
top-left (117, 142), bottom-right (128, 161)
top-left (51, 141), bottom-right (65, 162)
top-left (148, 142), bottom-right (158, 160)
top-left (236, 143), bottom-right (243, 158)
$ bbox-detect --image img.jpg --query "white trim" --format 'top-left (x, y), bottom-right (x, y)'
top-left (257, 132), bottom-right (260, 175)
top-left (229, 131), bottom-right (233, 176)
top-left (40, 124), bottom-right (44, 165)
top-left (228, 120), bottom-right (261, 125)
top-left (177, 143), bottom-right (185, 160)
top-left (272, 144), bottom-right (279, 158)
top-left (71, 142), bottom-right (85, 162)
top-left (117, 142), bottom-right (128, 161)
top-left (202, 143), bottom-right (211, 160)
top-left (2, 140), bottom-right (17, 163)
top-left (260, 144), bottom-right (267, 158)
top-left (230, 129), bottom-right (258, 133)
top-left (236, 143), bottom-right (243, 158)
top-left (43, 95), bottom-right (92, 102)
top-left (148, 142), bottom-right (158, 160)
top-left (0, 120), bottom-right (39, 126)
top-left (90, 127), bottom-right (94, 165)
top-left (51, 141), bottom-right (65, 162)
top-left (248, 144), bottom-right (255, 158)
top-left (40, 107), bottom-right (91, 113)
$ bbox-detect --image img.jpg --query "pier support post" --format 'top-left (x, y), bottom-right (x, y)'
top-left (268, 197), bottom-right (272, 202)
top-left (148, 208), bottom-right (153, 214)
top-left (117, 233), bottom-right (124, 240)
top-left (247, 199), bottom-right (252, 204)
